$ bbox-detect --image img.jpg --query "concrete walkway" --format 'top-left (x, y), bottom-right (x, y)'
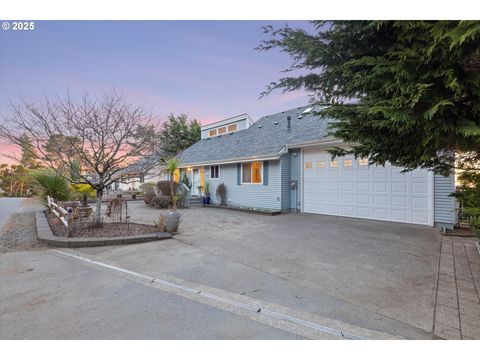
top-left (434, 235), bottom-right (480, 339)
top-left (0, 198), bottom-right (24, 233)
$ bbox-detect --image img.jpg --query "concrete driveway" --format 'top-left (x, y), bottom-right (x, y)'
top-left (112, 203), bottom-right (441, 338)
top-left (1, 201), bottom-right (442, 339)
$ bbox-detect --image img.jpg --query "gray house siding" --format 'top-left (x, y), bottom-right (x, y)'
top-left (289, 150), bottom-right (302, 212)
top-left (206, 161), bottom-right (282, 211)
top-left (280, 154), bottom-right (290, 211)
top-left (434, 174), bottom-right (456, 229)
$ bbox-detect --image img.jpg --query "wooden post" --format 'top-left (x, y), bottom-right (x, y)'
top-left (66, 207), bottom-right (73, 238)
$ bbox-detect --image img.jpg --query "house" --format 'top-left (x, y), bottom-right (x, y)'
top-left (112, 152), bottom-right (168, 192)
top-left (178, 105), bottom-right (456, 229)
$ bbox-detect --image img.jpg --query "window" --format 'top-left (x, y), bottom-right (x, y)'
top-left (209, 129), bottom-right (217, 137)
top-left (358, 158), bottom-right (369, 166)
top-left (218, 127), bottom-right (226, 134)
top-left (305, 161), bottom-right (312, 169)
top-left (210, 165), bottom-right (219, 179)
top-left (227, 124), bottom-right (237, 132)
top-left (329, 160), bottom-right (338, 168)
top-left (343, 159), bottom-right (353, 167)
top-left (317, 161), bottom-right (325, 168)
top-left (242, 162), bottom-right (262, 184)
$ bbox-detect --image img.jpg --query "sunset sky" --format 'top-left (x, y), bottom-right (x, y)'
top-left (0, 21), bottom-right (312, 165)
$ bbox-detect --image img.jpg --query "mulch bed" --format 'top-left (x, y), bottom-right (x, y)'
top-left (46, 211), bottom-right (161, 238)
top-left (444, 225), bottom-right (477, 237)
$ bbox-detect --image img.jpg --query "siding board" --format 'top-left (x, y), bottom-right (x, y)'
top-left (434, 173), bottom-right (456, 228)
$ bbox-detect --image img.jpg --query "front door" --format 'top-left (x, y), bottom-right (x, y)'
top-left (192, 169), bottom-right (200, 195)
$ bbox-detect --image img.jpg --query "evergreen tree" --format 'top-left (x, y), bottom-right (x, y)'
top-left (159, 113), bottom-right (201, 158)
top-left (258, 21), bottom-right (480, 174)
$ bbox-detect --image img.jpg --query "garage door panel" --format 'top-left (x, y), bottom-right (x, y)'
top-left (374, 182), bottom-right (387, 193)
top-left (374, 168), bottom-right (387, 179)
top-left (357, 194), bottom-right (370, 205)
top-left (412, 182), bottom-right (428, 193)
top-left (374, 195), bottom-right (388, 206)
top-left (342, 182), bottom-right (354, 191)
top-left (392, 196), bottom-right (408, 207)
top-left (357, 182), bottom-right (370, 192)
top-left (357, 170), bottom-right (370, 179)
top-left (303, 150), bottom-right (432, 225)
top-left (392, 182), bottom-right (407, 193)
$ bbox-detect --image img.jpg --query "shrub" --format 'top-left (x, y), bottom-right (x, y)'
top-left (451, 170), bottom-right (480, 237)
top-left (70, 183), bottom-right (96, 203)
top-left (157, 180), bottom-right (179, 196)
top-left (144, 187), bottom-right (156, 205)
top-left (154, 213), bottom-right (166, 232)
top-left (140, 182), bottom-right (156, 194)
top-left (31, 170), bottom-right (69, 201)
top-left (216, 182), bottom-right (227, 206)
top-left (152, 195), bottom-right (170, 208)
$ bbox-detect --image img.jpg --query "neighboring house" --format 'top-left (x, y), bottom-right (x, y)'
top-left (178, 105), bottom-right (456, 229)
top-left (112, 153), bottom-right (168, 192)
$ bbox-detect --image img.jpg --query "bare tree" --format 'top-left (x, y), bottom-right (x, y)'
top-left (0, 92), bottom-right (156, 225)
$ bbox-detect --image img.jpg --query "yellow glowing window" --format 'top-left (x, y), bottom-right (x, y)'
top-left (227, 124), bottom-right (237, 132)
top-left (218, 127), bottom-right (226, 134)
top-left (329, 160), bottom-right (338, 168)
top-left (317, 161), bottom-right (325, 168)
top-left (305, 162), bottom-right (312, 169)
top-left (358, 158), bottom-right (369, 166)
top-left (209, 129), bottom-right (217, 136)
top-left (343, 160), bottom-right (353, 167)
top-left (242, 162), bottom-right (262, 184)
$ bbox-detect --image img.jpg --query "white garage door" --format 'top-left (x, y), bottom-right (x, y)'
top-left (303, 150), bottom-right (433, 225)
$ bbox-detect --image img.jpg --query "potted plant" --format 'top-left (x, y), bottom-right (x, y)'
top-left (203, 181), bottom-right (211, 205)
top-left (164, 158), bottom-right (181, 233)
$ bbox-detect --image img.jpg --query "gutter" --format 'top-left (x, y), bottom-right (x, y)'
top-left (285, 139), bottom-right (345, 151)
top-left (179, 154), bottom-right (281, 168)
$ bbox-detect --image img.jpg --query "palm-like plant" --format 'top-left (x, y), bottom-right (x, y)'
top-left (165, 157), bottom-right (180, 210)
top-left (31, 170), bottom-right (69, 201)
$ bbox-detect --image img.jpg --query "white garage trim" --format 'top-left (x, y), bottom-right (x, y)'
top-left (301, 149), bottom-right (434, 226)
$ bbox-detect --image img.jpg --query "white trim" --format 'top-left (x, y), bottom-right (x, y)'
top-left (209, 165), bottom-right (220, 180)
top-left (240, 161), bottom-right (263, 185)
top-left (286, 139), bottom-right (344, 151)
top-left (201, 113), bottom-right (253, 131)
top-left (180, 155), bottom-right (279, 168)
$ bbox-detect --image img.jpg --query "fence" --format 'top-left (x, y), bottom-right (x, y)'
top-left (47, 196), bottom-right (74, 237)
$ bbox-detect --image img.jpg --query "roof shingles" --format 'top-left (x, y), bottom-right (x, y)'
top-left (178, 105), bottom-right (333, 166)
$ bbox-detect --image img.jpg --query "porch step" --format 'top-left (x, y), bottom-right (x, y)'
top-left (189, 196), bottom-right (204, 208)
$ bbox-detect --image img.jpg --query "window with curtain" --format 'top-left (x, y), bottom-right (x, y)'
top-left (242, 162), bottom-right (262, 184)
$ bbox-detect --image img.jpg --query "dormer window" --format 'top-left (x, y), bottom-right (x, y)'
top-left (227, 124), bottom-right (237, 132)
top-left (218, 127), bottom-right (226, 134)
top-left (209, 129), bottom-right (217, 137)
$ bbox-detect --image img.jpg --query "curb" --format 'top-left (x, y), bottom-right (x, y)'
top-left (35, 211), bottom-right (172, 247)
